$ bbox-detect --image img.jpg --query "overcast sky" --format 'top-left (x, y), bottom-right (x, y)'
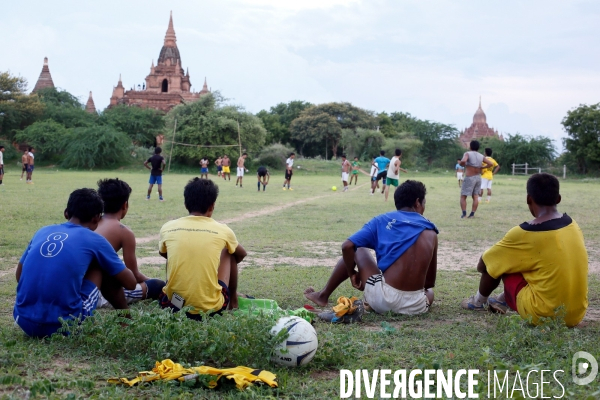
top-left (3, 0), bottom-right (600, 149)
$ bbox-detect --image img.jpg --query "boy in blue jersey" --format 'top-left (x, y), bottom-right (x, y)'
top-left (305, 180), bottom-right (439, 315)
top-left (371, 150), bottom-right (390, 195)
top-left (14, 189), bottom-right (137, 338)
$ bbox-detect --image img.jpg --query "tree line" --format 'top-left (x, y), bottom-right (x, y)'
top-left (2, 70), bottom-right (596, 174)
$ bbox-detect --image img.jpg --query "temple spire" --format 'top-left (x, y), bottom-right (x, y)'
top-left (164, 11), bottom-right (177, 46)
top-left (479, 95), bottom-right (481, 108)
top-left (85, 91), bottom-right (97, 114)
top-left (32, 57), bottom-right (55, 93)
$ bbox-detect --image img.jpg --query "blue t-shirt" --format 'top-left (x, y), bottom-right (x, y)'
top-left (348, 211), bottom-right (438, 272)
top-left (374, 156), bottom-right (390, 173)
top-left (14, 222), bottom-right (125, 324)
top-left (455, 163), bottom-right (464, 171)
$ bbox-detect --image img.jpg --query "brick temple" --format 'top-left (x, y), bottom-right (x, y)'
top-left (32, 57), bottom-right (55, 93)
top-left (458, 98), bottom-right (503, 148)
top-left (109, 12), bottom-right (209, 112)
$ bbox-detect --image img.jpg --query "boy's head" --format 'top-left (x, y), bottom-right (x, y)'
top-left (395, 148), bottom-right (402, 157)
top-left (184, 178), bottom-right (219, 215)
top-left (469, 141), bottom-right (480, 151)
top-left (289, 152), bottom-right (295, 159)
top-left (97, 178), bottom-right (132, 215)
top-left (341, 154), bottom-right (347, 160)
top-left (380, 150), bottom-right (385, 156)
top-left (64, 188), bottom-right (104, 227)
top-left (394, 180), bottom-right (427, 214)
top-left (155, 147), bottom-right (162, 154)
top-left (242, 152), bottom-right (248, 158)
top-left (485, 148), bottom-right (493, 157)
top-left (0, 145), bottom-right (4, 152)
top-left (527, 173), bottom-right (561, 208)
top-left (354, 157), bottom-right (358, 161)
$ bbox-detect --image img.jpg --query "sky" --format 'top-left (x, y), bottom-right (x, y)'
top-left (3, 0), bottom-right (600, 150)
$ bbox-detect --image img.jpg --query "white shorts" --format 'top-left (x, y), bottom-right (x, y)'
top-left (481, 178), bottom-right (493, 190)
top-left (96, 283), bottom-right (144, 308)
top-left (341, 172), bottom-right (349, 182)
top-left (456, 172), bottom-right (463, 180)
top-left (364, 274), bottom-right (429, 315)
top-left (237, 167), bottom-right (244, 177)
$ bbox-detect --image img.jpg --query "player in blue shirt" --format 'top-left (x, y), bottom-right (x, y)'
top-left (14, 188), bottom-right (136, 338)
top-left (371, 150), bottom-right (390, 195)
top-left (305, 180), bottom-right (439, 315)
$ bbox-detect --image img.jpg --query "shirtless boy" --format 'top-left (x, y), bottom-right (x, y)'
top-left (236, 153), bottom-right (248, 188)
top-left (222, 155), bottom-right (231, 181)
top-left (215, 156), bottom-right (223, 178)
top-left (26, 147), bottom-right (35, 184)
top-left (341, 154), bottom-right (351, 192)
top-left (95, 178), bottom-right (165, 307)
top-left (458, 140), bottom-right (493, 218)
top-left (200, 157), bottom-right (209, 179)
top-left (305, 180), bottom-right (439, 316)
top-left (21, 149), bottom-right (28, 180)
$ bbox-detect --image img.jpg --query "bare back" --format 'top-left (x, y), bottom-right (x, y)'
top-left (96, 217), bottom-right (146, 283)
top-left (237, 157), bottom-right (245, 168)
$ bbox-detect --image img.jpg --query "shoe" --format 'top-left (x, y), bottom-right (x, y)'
top-left (370, 193), bottom-right (374, 196)
top-left (159, 196), bottom-right (164, 202)
top-left (486, 200), bottom-right (490, 204)
top-left (460, 295), bottom-right (486, 311)
top-left (146, 195), bottom-right (150, 200)
top-left (318, 299), bottom-right (364, 323)
top-left (288, 188), bottom-right (293, 191)
top-left (20, 178), bottom-right (22, 181)
top-left (488, 296), bottom-right (508, 314)
top-left (282, 187), bottom-right (287, 191)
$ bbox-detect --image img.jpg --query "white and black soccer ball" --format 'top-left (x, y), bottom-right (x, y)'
top-left (270, 316), bottom-right (318, 367)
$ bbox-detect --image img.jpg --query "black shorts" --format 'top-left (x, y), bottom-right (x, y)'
top-left (0, 167), bottom-right (4, 175)
top-left (285, 169), bottom-right (293, 180)
top-left (257, 167), bottom-right (267, 177)
top-left (376, 171), bottom-right (387, 181)
top-left (22, 164), bottom-right (28, 172)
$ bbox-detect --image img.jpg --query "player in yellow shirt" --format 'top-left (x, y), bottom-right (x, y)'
top-left (158, 178), bottom-right (247, 319)
top-left (461, 173), bottom-right (588, 327)
top-left (479, 148), bottom-right (500, 203)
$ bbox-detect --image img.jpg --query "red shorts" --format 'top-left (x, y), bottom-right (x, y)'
top-left (502, 273), bottom-right (527, 312)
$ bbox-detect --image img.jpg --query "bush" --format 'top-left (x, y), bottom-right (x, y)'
top-left (14, 120), bottom-right (70, 162)
top-left (257, 143), bottom-right (296, 169)
top-left (62, 126), bottom-right (132, 169)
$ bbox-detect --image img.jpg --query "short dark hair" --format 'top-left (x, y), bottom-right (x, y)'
top-left (28, 147), bottom-right (34, 151)
top-left (354, 156), bottom-right (358, 159)
top-left (341, 154), bottom-right (347, 158)
top-left (394, 180), bottom-right (427, 210)
top-left (65, 188), bottom-right (104, 223)
top-left (155, 147), bottom-right (162, 154)
top-left (527, 173), bottom-right (560, 206)
top-left (184, 178), bottom-right (219, 214)
top-left (97, 178), bottom-right (132, 214)
top-left (395, 148), bottom-right (402, 156)
top-left (380, 150), bottom-right (385, 156)
top-left (469, 141), bottom-right (480, 151)
top-left (243, 152), bottom-right (248, 156)
top-left (0, 146), bottom-right (4, 150)
top-left (457, 159), bottom-right (461, 162)
top-left (289, 152), bottom-right (295, 156)
top-left (485, 148), bottom-right (492, 156)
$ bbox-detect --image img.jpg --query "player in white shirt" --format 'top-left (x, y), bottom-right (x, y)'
top-left (0, 145), bottom-right (5, 185)
top-left (283, 153), bottom-right (295, 191)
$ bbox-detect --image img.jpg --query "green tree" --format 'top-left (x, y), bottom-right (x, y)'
top-left (36, 87), bottom-right (95, 129)
top-left (164, 93), bottom-right (266, 165)
top-left (561, 103), bottom-right (600, 174)
top-left (411, 120), bottom-right (460, 166)
top-left (256, 100), bottom-right (313, 145)
top-left (62, 125), bottom-right (132, 169)
top-left (290, 102), bottom-right (375, 158)
top-left (0, 71), bottom-right (44, 140)
top-left (100, 105), bottom-right (165, 147)
top-left (480, 134), bottom-right (556, 172)
top-left (14, 120), bottom-right (70, 161)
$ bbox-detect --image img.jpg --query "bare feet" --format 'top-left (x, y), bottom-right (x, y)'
top-left (304, 287), bottom-right (329, 307)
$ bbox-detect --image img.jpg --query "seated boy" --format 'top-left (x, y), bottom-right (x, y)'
top-left (305, 180), bottom-right (439, 315)
top-left (461, 173), bottom-right (588, 327)
top-left (158, 178), bottom-right (247, 319)
top-left (95, 178), bottom-right (165, 307)
top-left (14, 189), bottom-right (136, 338)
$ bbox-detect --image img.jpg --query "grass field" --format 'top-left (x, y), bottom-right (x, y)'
top-left (0, 164), bottom-right (599, 399)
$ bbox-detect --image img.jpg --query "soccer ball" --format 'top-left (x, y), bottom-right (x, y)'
top-left (270, 316), bottom-right (318, 367)
top-left (332, 186), bottom-right (337, 191)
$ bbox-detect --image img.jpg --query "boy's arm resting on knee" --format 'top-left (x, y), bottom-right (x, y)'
top-left (342, 240), bottom-right (357, 276)
top-left (424, 235), bottom-right (438, 289)
top-left (114, 268), bottom-right (137, 290)
top-left (232, 244), bottom-right (247, 263)
top-left (122, 228), bottom-right (147, 282)
top-left (16, 263), bottom-right (23, 282)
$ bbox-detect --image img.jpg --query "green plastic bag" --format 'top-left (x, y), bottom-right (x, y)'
top-left (235, 297), bottom-right (314, 323)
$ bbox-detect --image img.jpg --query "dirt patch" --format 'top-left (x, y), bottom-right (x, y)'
top-left (310, 370), bottom-right (340, 380)
top-left (586, 243), bottom-right (600, 275)
top-left (582, 308), bottom-right (600, 323)
top-left (0, 267), bottom-right (16, 279)
top-left (138, 256), bottom-right (166, 266)
top-left (244, 253), bottom-right (339, 269)
top-left (136, 234), bottom-right (160, 244)
top-left (436, 242), bottom-right (492, 272)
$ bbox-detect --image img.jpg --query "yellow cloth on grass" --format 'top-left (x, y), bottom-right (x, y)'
top-left (159, 216), bottom-right (238, 313)
top-left (108, 359), bottom-right (277, 390)
top-left (332, 296), bottom-right (359, 317)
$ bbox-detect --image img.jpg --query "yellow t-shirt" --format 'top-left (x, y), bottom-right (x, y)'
top-left (483, 215), bottom-right (588, 327)
top-left (159, 216), bottom-right (238, 314)
top-left (481, 157), bottom-right (498, 180)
